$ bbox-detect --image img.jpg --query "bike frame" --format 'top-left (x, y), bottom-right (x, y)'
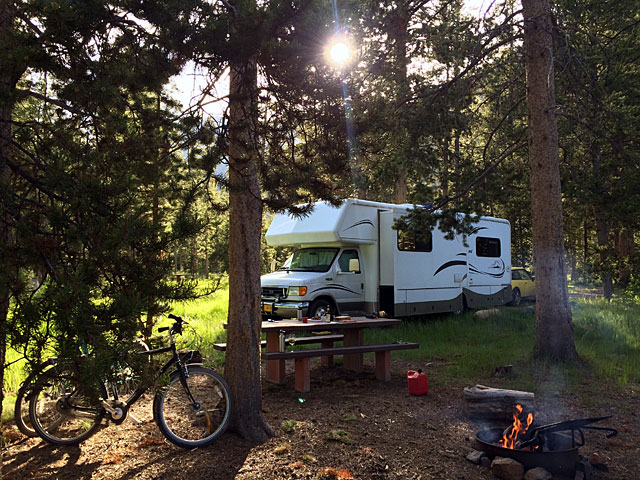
top-left (103, 316), bottom-right (199, 423)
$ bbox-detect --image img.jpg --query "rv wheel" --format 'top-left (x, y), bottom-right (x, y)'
top-left (452, 296), bottom-right (467, 315)
top-left (308, 299), bottom-right (336, 319)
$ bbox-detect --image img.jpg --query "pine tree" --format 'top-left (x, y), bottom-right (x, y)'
top-left (522, 0), bottom-right (578, 360)
top-left (1, 0), bottom-right (206, 417)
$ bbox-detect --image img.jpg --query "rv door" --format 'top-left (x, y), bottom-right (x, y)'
top-left (334, 249), bottom-right (365, 313)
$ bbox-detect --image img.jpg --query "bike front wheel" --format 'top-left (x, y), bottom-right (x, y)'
top-left (154, 365), bottom-right (232, 448)
top-left (29, 367), bottom-right (106, 446)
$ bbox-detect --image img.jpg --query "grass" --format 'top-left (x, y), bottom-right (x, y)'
top-left (2, 349), bottom-right (27, 423)
top-left (166, 278), bottom-right (229, 367)
top-left (572, 297), bottom-right (640, 384)
top-left (364, 308), bottom-right (538, 390)
top-left (3, 280), bottom-right (639, 422)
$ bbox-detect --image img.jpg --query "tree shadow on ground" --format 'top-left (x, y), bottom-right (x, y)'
top-left (2, 426), bottom-right (256, 480)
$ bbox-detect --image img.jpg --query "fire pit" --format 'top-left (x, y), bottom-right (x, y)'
top-left (474, 406), bottom-right (617, 476)
top-left (476, 427), bottom-right (580, 475)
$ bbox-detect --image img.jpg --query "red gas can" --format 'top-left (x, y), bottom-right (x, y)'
top-left (407, 369), bottom-right (429, 396)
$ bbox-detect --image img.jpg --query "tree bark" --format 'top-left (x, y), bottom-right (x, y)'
top-left (0, 0), bottom-right (21, 421)
top-left (392, 2), bottom-right (409, 204)
top-left (590, 142), bottom-right (613, 299)
top-left (522, 0), bottom-right (578, 361)
top-left (224, 52), bottom-right (273, 441)
top-left (204, 227), bottom-right (210, 279)
top-left (615, 227), bottom-right (633, 288)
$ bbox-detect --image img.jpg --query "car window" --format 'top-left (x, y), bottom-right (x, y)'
top-left (512, 270), bottom-right (521, 281)
top-left (521, 270), bottom-right (533, 281)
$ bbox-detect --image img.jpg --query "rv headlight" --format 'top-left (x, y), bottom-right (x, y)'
top-left (288, 286), bottom-right (307, 297)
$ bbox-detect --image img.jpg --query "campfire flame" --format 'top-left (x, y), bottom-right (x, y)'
top-left (500, 404), bottom-right (534, 449)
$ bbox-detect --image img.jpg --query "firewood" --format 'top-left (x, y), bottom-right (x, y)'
top-left (463, 384), bottom-right (535, 420)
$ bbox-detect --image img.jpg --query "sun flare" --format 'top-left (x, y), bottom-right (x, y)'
top-left (329, 41), bottom-right (351, 65)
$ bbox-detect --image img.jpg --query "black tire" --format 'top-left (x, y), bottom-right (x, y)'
top-left (153, 365), bottom-right (232, 449)
top-left (29, 367), bottom-right (106, 446)
top-left (14, 381), bottom-right (38, 437)
top-left (451, 302), bottom-right (464, 316)
top-left (14, 363), bottom-right (54, 437)
top-left (307, 299), bottom-right (336, 318)
top-left (510, 288), bottom-right (522, 307)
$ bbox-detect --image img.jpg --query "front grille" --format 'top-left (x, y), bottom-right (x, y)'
top-left (261, 287), bottom-right (287, 300)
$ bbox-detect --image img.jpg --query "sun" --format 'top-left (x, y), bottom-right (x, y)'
top-left (329, 42), bottom-right (351, 65)
top-left (326, 36), bottom-right (353, 67)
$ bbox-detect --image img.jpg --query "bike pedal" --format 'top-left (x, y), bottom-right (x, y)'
top-left (128, 413), bottom-right (143, 425)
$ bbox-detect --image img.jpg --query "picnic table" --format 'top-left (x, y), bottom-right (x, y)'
top-left (261, 316), bottom-right (418, 392)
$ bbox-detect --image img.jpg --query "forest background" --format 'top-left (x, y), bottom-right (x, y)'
top-left (1, 0), bottom-right (639, 430)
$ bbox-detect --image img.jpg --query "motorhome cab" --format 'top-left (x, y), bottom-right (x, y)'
top-left (261, 199), bottom-right (511, 319)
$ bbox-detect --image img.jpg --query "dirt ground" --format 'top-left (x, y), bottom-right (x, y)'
top-left (3, 359), bottom-right (640, 480)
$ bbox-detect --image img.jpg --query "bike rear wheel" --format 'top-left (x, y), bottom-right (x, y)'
top-left (153, 365), bottom-right (232, 448)
top-left (29, 367), bottom-right (106, 446)
top-left (15, 381), bottom-right (39, 437)
top-left (14, 360), bottom-right (58, 437)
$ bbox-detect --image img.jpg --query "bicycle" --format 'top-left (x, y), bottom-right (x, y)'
top-left (14, 337), bottom-right (150, 438)
top-left (28, 314), bottom-right (233, 448)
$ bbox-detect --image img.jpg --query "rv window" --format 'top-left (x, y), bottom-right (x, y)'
top-left (397, 226), bottom-right (432, 252)
top-left (476, 237), bottom-right (501, 257)
top-left (338, 250), bottom-right (360, 273)
top-left (288, 248), bottom-right (339, 272)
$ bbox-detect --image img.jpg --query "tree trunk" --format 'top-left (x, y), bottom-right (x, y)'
top-left (522, 0), bottom-right (578, 361)
top-left (204, 228), bottom-right (210, 280)
top-left (394, 171), bottom-right (408, 204)
top-left (190, 236), bottom-right (197, 279)
top-left (224, 52), bottom-right (273, 442)
top-left (0, 0), bottom-right (20, 422)
top-left (595, 210), bottom-right (613, 298)
top-left (590, 142), bottom-right (613, 299)
top-left (615, 227), bottom-right (633, 288)
top-left (392, 2), bottom-right (409, 204)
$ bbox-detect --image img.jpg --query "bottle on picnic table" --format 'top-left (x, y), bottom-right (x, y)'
top-left (327, 304), bottom-right (334, 322)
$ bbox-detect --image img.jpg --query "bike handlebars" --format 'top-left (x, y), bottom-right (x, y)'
top-left (158, 314), bottom-right (184, 335)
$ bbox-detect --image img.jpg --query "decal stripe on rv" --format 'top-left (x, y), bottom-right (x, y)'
top-left (342, 220), bottom-right (375, 232)
top-left (434, 260), bottom-right (467, 276)
top-left (309, 285), bottom-right (361, 295)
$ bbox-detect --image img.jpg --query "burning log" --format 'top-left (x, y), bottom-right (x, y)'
top-left (463, 385), bottom-right (535, 420)
top-left (500, 404), bottom-right (534, 449)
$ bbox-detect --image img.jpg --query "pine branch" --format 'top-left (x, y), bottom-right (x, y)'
top-left (15, 88), bottom-right (89, 117)
top-left (433, 139), bottom-right (526, 211)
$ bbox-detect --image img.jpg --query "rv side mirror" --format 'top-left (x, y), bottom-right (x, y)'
top-left (348, 258), bottom-right (360, 273)
top-left (270, 259), bottom-right (277, 272)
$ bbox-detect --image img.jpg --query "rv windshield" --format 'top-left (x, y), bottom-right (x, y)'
top-left (280, 248), bottom-right (339, 272)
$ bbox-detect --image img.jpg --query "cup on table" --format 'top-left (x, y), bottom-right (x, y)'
top-left (302, 316), bottom-right (308, 323)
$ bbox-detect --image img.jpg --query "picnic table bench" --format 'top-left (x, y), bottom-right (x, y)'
top-left (260, 317), bottom-right (418, 393)
top-left (264, 342), bottom-right (418, 392)
top-left (213, 334), bottom-right (344, 352)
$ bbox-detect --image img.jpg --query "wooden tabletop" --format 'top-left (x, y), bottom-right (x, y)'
top-left (261, 316), bottom-right (401, 332)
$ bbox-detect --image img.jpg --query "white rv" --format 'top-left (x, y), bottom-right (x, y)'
top-left (260, 199), bottom-right (511, 319)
